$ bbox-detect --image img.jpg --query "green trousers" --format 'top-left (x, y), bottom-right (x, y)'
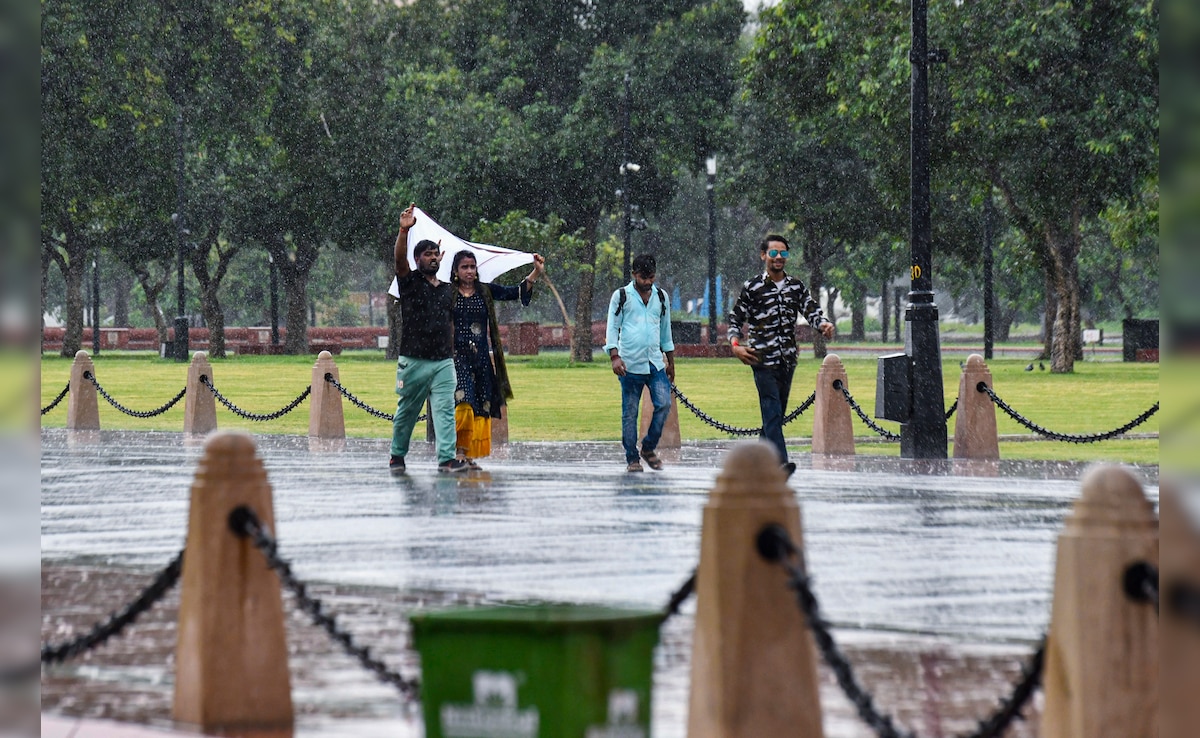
top-left (391, 356), bottom-right (457, 464)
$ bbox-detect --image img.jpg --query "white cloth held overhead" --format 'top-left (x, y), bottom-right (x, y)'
top-left (388, 206), bottom-right (535, 298)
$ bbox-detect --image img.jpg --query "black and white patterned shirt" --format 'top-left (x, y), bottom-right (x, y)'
top-left (727, 272), bottom-right (827, 367)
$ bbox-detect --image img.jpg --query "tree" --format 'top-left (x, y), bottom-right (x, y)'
top-left (743, 0), bottom-right (1157, 372)
top-left (391, 0), bottom-right (746, 361)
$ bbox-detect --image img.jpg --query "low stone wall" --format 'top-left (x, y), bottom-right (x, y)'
top-left (41, 321), bottom-right (813, 356)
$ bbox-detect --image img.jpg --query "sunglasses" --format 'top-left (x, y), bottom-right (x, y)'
top-left (767, 248), bottom-right (789, 258)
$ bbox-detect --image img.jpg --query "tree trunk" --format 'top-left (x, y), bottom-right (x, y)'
top-left (267, 238), bottom-right (319, 355)
top-left (805, 234), bottom-right (827, 360)
top-left (997, 303), bottom-right (1015, 342)
top-left (132, 262), bottom-right (171, 346)
top-left (113, 269), bottom-right (131, 327)
top-left (52, 233), bottom-right (87, 357)
top-left (849, 281), bottom-right (866, 341)
top-left (570, 229), bottom-right (598, 363)
top-left (386, 297), bottom-right (401, 361)
top-left (1046, 212), bottom-right (1083, 373)
top-left (41, 245), bottom-right (51, 353)
top-left (1040, 271), bottom-right (1056, 361)
top-left (198, 281), bottom-right (226, 358)
top-left (188, 237), bottom-right (241, 359)
top-left (880, 280), bottom-right (889, 342)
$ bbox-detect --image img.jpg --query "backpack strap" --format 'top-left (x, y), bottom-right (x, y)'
top-left (615, 285), bottom-right (668, 318)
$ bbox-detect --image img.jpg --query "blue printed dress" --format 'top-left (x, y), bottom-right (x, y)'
top-left (452, 281), bottom-right (531, 457)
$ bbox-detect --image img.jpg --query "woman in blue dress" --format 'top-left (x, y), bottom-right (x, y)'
top-left (450, 249), bottom-right (546, 469)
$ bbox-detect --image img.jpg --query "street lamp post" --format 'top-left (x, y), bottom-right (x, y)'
top-left (901, 0), bottom-right (947, 458)
top-left (171, 111), bottom-right (190, 362)
top-left (269, 252), bottom-right (280, 346)
top-left (705, 155), bottom-right (718, 344)
top-left (621, 71), bottom-right (632, 283)
top-left (983, 194), bottom-right (995, 360)
top-left (91, 242), bottom-right (101, 355)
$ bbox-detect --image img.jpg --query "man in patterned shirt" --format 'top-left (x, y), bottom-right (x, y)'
top-left (728, 234), bottom-right (835, 476)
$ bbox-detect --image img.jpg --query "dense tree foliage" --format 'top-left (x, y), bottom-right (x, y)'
top-left (743, 0), bottom-right (1157, 371)
top-left (42, 0), bottom-right (1156, 369)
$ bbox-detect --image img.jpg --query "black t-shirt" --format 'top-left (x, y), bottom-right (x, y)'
top-left (396, 271), bottom-right (454, 360)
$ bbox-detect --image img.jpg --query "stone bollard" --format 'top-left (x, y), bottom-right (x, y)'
top-left (492, 404), bottom-right (509, 445)
top-left (639, 384), bottom-right (681, 449)
top-left (811, 353), bottom-right (854, 455)
top-left (307, 351), bottom-right (345, 439)
top-left (183, 352), bottom-right (217, 435)
top-left (173, 431), bottom-right (293, 732)
top-left (1042, 465), bottom-right (1158, 738)
top-left (951, 354), bottom-right (999, 460)
top-left (66, 350), bottom-right (99, 430)
top-left (687, 441), bottom-right (825, 738)
top-left (1159, 480), bottom-right (1200, 738)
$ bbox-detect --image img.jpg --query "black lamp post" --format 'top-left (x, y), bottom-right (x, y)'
top-left (91, 242), bottom-right (100, 355)
top-left (983, 194), bottom-right (995, 360)
top-left (620, 71), bottom-right (633, 283)
top-left (171, 111), bottom-right (189, 362)
top-left (705, 155), bottom-right (718, 344)
top-left (900, 0), bottom-right (948, 458)
top-left (269, 251), bottom-right (280, 346)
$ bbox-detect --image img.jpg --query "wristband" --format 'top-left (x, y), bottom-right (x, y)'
top-left (730, 338), bottom-right (739, 348)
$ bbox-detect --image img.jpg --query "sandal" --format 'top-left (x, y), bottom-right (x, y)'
top-left (639, 448), bottom-right (664, 470)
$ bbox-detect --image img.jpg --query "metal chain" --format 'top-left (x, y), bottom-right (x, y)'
top-left (325, 373), bottom-right (393, 420)
top-left (945, 398), bottom-right (958, 421)
top-left (228, 506), bottom-right (421, 701)
top-left (978, 383), bottom-right (1159, 443)
top-left (41, 549), bottom-right (185, 666)
top-left (662, 570), bottom-right (696, 622)
top-left (671, 383), bottom-right (815, 436)
top-left (83, 371), bottom-right (187, 418)
top-left (833, 380), bottom-right (901, 441)
top-left (1123, 561), bottom-right (1159, 614)
top-left (324, 374), bottom-right (427, 423)
top-left (756, 525), bottom-right (1044, 738)
top-left (200, 375), bottom-right (311, 422)
top-left (1168, 580), bottom-right (1200, 627)
top-left (42, 382), bottom-right (71, 415)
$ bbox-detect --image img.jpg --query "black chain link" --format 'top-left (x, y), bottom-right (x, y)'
top-left (41, 549), bottom-right (185, 666)
top-left (1168, 580), bottom-right (1200, 627)
top-left (83, 371), bottom-right (187, 418)
top-left (324, 374), bottom-right (427, 423)
top-left (662, 570), bottom-right (696, 622)
top-left (671, 383), bottom-right (815, 436)
top-left (200, 375), bottom-right (311, 421)
top-left (42, 382), bottom-right (71, 415)
top-left (757, 525), bottom-right (1044, 738)
top-left (978, 382), bottom-right (1159, 443)
top-left (833, 380), bottom-right (901, 441)
top-left (1123, 561), bottom-right (1159, 614)
top-left (228, 506), bottom-right (420, 701)
top-left (945, 398), bottom-right (958, 421)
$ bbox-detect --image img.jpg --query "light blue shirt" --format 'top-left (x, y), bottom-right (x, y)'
top-left (603, 283), bottom-right (675, 374)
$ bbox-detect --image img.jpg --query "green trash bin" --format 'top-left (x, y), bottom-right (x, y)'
top-left (410, 603), bottom-right (664, 738)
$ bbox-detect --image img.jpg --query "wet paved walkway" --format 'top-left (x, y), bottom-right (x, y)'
top-left (40, 429), bottom-right (1158, 737)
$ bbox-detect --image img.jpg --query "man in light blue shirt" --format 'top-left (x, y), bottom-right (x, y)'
top-left (604, 254), bottom-right (676, 472)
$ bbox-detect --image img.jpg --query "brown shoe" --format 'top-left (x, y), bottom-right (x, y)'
top-left (626, 461), bottom-right (644, 472)
top-left (640, 448), bottom-right (664, 470)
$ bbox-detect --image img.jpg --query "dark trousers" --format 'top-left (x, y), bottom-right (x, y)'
top-left (752, 362), bottom-right (795, 464)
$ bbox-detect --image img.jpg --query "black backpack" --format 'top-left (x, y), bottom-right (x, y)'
top-left (614, 285), bottom-right (668, 318)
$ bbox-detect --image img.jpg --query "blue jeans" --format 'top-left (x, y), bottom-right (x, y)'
top-left (619, 367), bottom-right (671, 464)
top-left (752, 362), bottom-right (795, 464)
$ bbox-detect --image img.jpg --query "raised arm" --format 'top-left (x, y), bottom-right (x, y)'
top-left (393, 203), bottom-right (417, 279)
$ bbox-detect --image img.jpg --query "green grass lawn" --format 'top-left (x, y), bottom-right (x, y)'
top-left (38, 349), bottom-right (1160, 465)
